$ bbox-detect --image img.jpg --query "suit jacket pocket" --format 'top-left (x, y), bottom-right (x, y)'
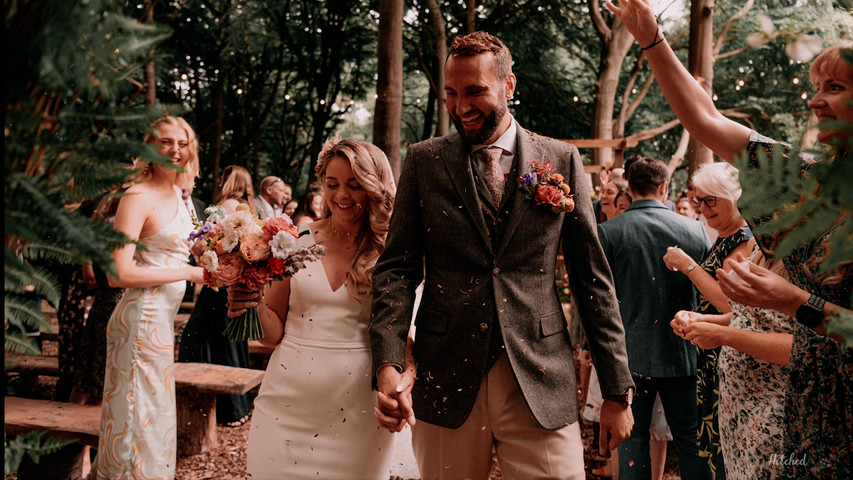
top-left (414, 309), bottom-right (447, 335)
top-left (540, 311), bottom-right (567, 337)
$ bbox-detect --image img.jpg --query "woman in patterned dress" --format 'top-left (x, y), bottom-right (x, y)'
top-left (93, 116), bottom-right (205, 480)
top-left (609, 1), bottom-right (852, 477)
top-left (663, 162), bottom-right (753, 479)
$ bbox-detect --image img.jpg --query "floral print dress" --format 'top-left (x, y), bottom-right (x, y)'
top-left (695, 226), bottom-right (752, 479)
top-left (744, 132), bottom-right (852, 480)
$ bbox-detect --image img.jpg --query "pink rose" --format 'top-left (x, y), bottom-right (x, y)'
top-left (263, 217), bottom-right (297, 238)
top-left (211, 253), bottom-right (245, 287)
top-left (534, 184), bottom-right (563, 207)
top-left (241, 265), bottom-right (272, 291)
top-left (239, 234), bottom-right (271, 263)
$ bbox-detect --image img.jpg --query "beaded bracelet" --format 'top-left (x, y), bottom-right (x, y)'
top-left (641, 28), bottom-right (664, 51)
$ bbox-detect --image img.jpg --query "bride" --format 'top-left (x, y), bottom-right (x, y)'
top-left (227, 139), bottom-right (413, 479)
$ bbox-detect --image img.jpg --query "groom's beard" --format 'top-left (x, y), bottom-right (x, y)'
top-left (451, 103), bottom-right (506, 145)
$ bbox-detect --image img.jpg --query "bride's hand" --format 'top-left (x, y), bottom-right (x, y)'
top-left (226, 283), bottom-right (261, 319)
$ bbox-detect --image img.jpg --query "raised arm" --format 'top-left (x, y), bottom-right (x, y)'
top-left (606, 0), bottom-right (752, 161)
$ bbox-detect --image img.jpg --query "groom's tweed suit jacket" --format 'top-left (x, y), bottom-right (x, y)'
top-left (370, 126), bottom-right (633, 429)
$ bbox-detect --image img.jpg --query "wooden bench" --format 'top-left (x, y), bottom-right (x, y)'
top-left (5, 355), bottom-right (264, 456)
top-left (5, 397), bottom-right (101, 446)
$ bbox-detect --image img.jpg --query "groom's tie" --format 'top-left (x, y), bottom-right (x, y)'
top-left (480, 146), bottom-right (505, 205)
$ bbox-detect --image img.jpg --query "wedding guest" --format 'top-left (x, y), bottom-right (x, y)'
top-left (254, 175), bottom-right (290, 220)
top-left (227, 139), bottom-right (408, 478)
top-left (598, 155), bottom-right (711, 480)
top-left (283, 199), bottom-right (298, 218)
top-left (675, 190), bottom-right (698, 220)
top-left (609, 1), bottom-right (852, 476)
top-left (93, 116), bottom-right (204, 479)
top-left (371, 31), bottom-right (634, 479)
top-left (290, 190), bottom-right (324, 227)
top-left (663, 161), bottom-right (754, 478)
top-left (178, 165), bottom-right (255, 427)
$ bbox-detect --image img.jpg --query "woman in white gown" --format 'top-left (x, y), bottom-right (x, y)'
top-left (228, 139), bottom-right (407, 479)
top-left (94, 116), bottom-right (205, 479)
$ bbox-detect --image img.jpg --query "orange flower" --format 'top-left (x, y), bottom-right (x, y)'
top-left (239, 233), bottom-right (271, 263)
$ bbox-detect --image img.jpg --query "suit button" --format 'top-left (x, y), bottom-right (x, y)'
top-left (492, 267), bottom-right (500, 276)
top-left (480, 322), bottom-right (488, 332)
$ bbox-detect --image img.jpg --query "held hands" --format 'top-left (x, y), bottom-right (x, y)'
top-left (375, 365), bottom-right (416, 433)
top-left (226, 283), bottom-right (261, 319)
top-left (716, 253), bottom-right (807, 316)
top-left (663, 247), bottom-right (695, 273)
top-left (605, 0), bottom-right (660, 47)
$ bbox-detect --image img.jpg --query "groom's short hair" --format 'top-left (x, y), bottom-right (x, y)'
top-left (625, 155), bottom-right (669, 197)
top-left (448, 31), bottom-right (513, 80)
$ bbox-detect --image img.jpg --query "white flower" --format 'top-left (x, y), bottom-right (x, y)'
top-left (220, 231), bottom-right (240, 253)
top-left (199, 250), bottom-right (219, 272)
top-left (204, 205), bottom-right (226, 223)
top-left (270, 231), bottom-right (297, 260)
top-left (221, 210), bottom-right (263, 239)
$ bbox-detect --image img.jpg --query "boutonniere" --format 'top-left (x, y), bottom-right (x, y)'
top-left (518, 160), bottom-right (575, 213)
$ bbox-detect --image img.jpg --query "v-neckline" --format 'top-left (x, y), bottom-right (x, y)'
top-left (305, 228), bottom-right (346, 293)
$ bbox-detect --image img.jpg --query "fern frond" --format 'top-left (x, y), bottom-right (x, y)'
top-left (4, 250), bottom-right (62, 308)
top-left (4, 431), bottom-right (77, 475)
top-left (4, 293), bottom-right (52, 332)
top-left (4, 334), bottom-right (41, 356)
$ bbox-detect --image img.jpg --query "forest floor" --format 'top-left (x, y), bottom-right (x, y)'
top-left (5, 349), bottom-right (680, 480)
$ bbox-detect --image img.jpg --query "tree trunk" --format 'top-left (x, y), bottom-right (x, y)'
top-left (426, 0), bottom-right (449, 137)
top-left (373, 0), bottom-right (404, 178)
top-left (591, 22), bottom-right (634, 171)
top-left (143, 1), bottom-right (156, 106)
top-left (465, 0), bottom-right (477, 34)
top-left (687, 0), bottom-right (715, 174)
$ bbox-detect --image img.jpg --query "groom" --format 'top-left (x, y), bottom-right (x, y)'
top-left (370, 31), bottom-right (634, 478)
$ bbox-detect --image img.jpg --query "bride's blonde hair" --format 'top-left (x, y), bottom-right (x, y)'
top-left (314, 139), bottom-right (396, 300)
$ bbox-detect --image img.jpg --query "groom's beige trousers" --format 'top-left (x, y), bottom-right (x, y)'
top-left (411, 353), bottom-right (586, 479)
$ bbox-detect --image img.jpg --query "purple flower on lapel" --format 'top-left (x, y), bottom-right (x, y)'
top-left (518, 160), bottom-right (575, 214)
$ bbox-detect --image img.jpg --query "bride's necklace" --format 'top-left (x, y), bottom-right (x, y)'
top-left (329, 220), bottom-right (364, 243)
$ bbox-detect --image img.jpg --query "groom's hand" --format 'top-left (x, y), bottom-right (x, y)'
top-left (375, 365), bottom-right (416, 433)
top-left (599, 400), bottom-right (634, 454)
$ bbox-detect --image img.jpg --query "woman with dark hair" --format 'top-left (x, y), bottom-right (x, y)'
top-left (178, 164), bottom-right (256, 427)
top-left (290, 189), bottom-right (325, 227)
top-left (228, 139), bottom-right (413, 478)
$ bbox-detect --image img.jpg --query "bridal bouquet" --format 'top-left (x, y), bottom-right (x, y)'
top-left (518, 160), bottom-right (575, 214)
top-left (188, 204), bottom-right (325, 341)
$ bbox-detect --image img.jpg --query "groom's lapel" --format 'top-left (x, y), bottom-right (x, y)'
top-left (439, 134), bottom-right (494, 252)
top-left (496, 128), bottom-right (537, 259)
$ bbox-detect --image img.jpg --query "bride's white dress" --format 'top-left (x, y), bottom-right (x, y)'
top-left (247, 230), bottom-right (395, 479)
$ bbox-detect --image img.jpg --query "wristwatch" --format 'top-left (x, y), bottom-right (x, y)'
top-left (686, 263), bottom-right (698, 273)
top-left (603, 387), bottom-right (634, 406)
top-left (796, 294), bottom-right (826, 328)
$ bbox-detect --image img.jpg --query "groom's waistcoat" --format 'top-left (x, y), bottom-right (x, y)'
top-left (371, 128), bottom-right (633, 429)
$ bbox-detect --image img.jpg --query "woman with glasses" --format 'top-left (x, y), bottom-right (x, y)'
top-left (608, 1), bottom-right (852, 478)
top-left (663, 162), bottom-right (753, 478)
